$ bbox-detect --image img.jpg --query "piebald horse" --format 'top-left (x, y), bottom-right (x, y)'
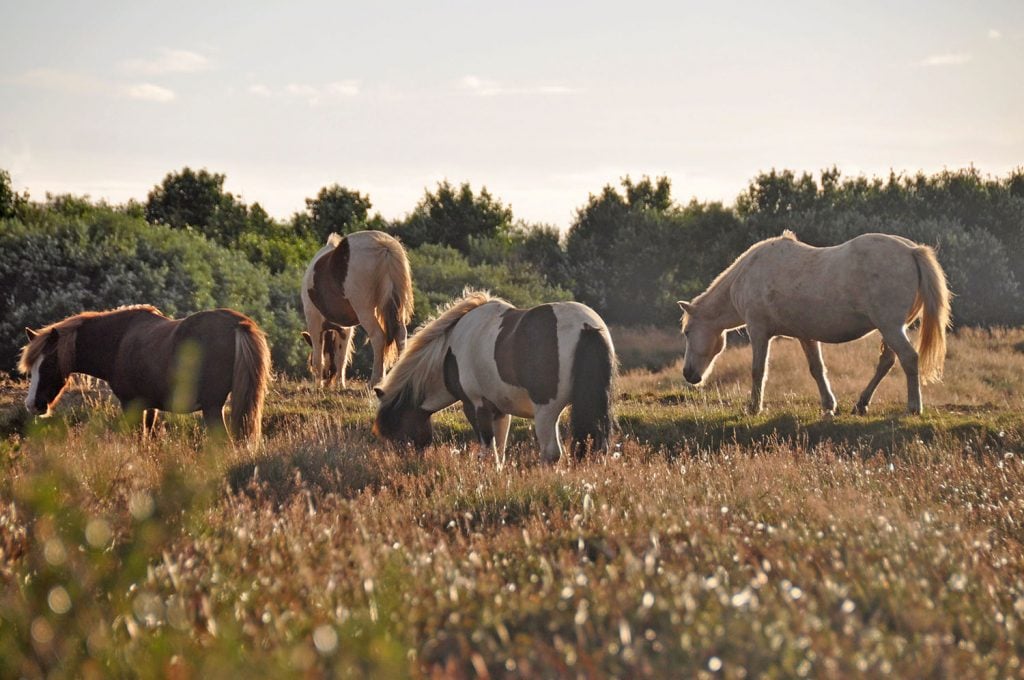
top-left (301, 230), bottom-right (414, 388)
top-left (679, 231), bottom-right (951, 415)
top-left (373, 291), bottom-right (616, 465)
top-left (20, 305), bottom-right (270, 443)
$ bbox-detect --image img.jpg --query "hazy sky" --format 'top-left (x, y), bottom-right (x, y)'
top-left (2, 1), bottom-right (1022, 228)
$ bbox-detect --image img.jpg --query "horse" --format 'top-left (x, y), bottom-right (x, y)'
top-left (678, 231), bottom-right (951, 415)
top-left (20, 305), bottom-right (270, 443)
top-left (301, 230), bottom-right (414, 388)
top-left (372, 291), bottom-right (616, 465)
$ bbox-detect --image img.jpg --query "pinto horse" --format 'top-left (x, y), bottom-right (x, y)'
top-left (372, 291), bottom-right (616, 465)
top-left (301, 230), bottom-right (414, 388)
top-left (678, 231), bottom-right (951, 415)
top-left (20, 305), bottom-right (270, 443)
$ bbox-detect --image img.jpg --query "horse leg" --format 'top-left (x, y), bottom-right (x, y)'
top-left (335, 327), bottom-right (355, 389)
top-left (202, 405), bottom-right (229, 441)
top-left (799, 339), bottom-right (837, 415)
top-left (853, 341), bottom-right (897, 415)
top-left (879, 326), bottom-right (922, 414)
top-left (534, 404), bottom-right (564, 464)
top-left (309, 319), bottom-right (326, 388)
top-left (365, 320), bottom-right (387, 387)
top-left (474, 403), bottom-right (497, 462)
top-left (747, 329), bottom-right (772, 415)
top-left (493, 413), bottom-right (512, 469)
top-left (143, 409), bottom-right (159, 438)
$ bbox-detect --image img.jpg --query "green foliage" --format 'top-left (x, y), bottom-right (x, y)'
top-left (295, 184), bottom-right (374, 243)
top-left (0, 169), bottom-right (29, 220)
top-left (407, 244), bottom-right (571, 322)
top-left (144, 167), bottom-right (251, 246)
top-left (392, 181), bottom-right (513, 253)
top-left (0, 206), bottom-right (308, 376)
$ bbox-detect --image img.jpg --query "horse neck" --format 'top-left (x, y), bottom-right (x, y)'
top-left (699, 276), bottom-right (744, 330)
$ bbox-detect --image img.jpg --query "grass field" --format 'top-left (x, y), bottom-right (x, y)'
top-left (2, 328), bottom-right (1024, 677)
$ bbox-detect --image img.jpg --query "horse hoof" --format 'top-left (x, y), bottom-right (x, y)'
top-left (822, 409), bottom-right (835, 418)
top-left (852, 404), bottom-right (867, 416)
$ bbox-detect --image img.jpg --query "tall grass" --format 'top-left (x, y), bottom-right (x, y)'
top-left (2, 328), bottom-right (1024, 676)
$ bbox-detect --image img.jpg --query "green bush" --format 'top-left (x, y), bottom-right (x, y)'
top-left (0, 207), bottom-right (309, 377)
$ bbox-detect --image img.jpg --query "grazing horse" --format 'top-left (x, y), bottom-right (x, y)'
top-left (372, 291), bottom-right (616, 465)
top-left (20, 305), bottom-right (270, 443)
top-left (301, 230), bottom-right (414, 388)
top-left (678, 231), bottom-right (951, 415)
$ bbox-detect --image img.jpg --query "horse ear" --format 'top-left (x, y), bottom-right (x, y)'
top-left (301, 331), bottom-right (312, 347)
top-left (677, 301), bottom-right (696, 315)
top-left (25, 327), bottom-right (38, 340)
top-left (373, 387), bottom-right (385, 400)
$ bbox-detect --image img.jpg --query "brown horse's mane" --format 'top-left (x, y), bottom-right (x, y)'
top-left (377, 289), bottom-right (505, 409)
top-left (19, 304), bottom-right (165, 376)
top-left (690, 230), bottom-right (798, 311)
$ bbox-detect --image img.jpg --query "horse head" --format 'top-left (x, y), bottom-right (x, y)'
top-left (23, 327), bottom-right (70, 416)
top-left (678, 301), bottom-right (727, 386)
top-left (372, 385), bottom-right (433, 449)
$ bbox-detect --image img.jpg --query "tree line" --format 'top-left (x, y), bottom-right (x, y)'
top-left (1, 165), bottom-right (1022, 377)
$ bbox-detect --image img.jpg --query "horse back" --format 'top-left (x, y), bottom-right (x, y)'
top-left (734, 233), bottom-right (921, 339)
top-left (116, 309), bottom-right (246, 410)
top-left (305, 236), bottom-right (360, 327)
top-left (449, 301), bottom-right (606, 414)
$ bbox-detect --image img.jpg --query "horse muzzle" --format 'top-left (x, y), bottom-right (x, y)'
top-left (683, 369), bottom-right (703, 386)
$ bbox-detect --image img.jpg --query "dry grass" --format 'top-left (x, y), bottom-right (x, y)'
top-left (2, 328), bottom-right (1024, 677)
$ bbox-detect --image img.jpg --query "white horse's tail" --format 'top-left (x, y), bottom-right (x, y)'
top-left (372, 235), bottom-right (415, 368)
top-left (910, 245), bottom-right (952, 384)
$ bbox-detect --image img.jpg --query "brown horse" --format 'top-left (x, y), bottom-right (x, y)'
top-left (301, 230), bottom-right (414, 388)
top-left (20, 305), bottom-right (270, 443)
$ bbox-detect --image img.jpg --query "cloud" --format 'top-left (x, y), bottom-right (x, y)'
top-left (988, 29), bottom-right (1002, 40)
top-left (121, 49), bottom-right (210, 75)
top-left (458, 75), bottom-right (579, 97)
top-left (326, 80), bottom-right (360, 97)
top-left (123, 83), bottom-right (176, 102)
top-left (919, 53), bottom-right (972, 67)
top-left (248, 83), bottom-right (272, 97)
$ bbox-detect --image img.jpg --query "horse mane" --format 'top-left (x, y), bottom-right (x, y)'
top-left (377, 289), bottom-right (505, 409)
top-left (19, 304), bottom-right (164, 376)
top-left (326, 232), bottom-right (343, 248)
top-left (692, 230), bottom-right (798, 308)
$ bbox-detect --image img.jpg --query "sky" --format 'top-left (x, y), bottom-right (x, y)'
top-left (1, 1), bottom-right (1022, 228)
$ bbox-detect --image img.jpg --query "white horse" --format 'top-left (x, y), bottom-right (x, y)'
top-left (372, 291), bottom-right (616, 465)
top-left (301, 230), bottom-right (414, 387)
top-left (678, 231), bottom-right (951, 415)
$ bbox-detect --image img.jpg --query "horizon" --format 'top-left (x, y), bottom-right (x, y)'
top-left (2, 1), bottom-right (1022, 228)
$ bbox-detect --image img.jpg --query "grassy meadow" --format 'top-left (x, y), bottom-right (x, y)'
top-left (2, 327), bottom-right (1024, 677)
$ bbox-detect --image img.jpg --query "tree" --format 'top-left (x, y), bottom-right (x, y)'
top-left (0, 169), bottom-right (27, 220)
top-left (392, 181), bottom-right (513, 253)
top-left (144, 168), bottom-right (248, 245)
top-left (296, 185), bottom-right (374, 243)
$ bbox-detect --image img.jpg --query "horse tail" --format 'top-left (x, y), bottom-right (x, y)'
top-left (570, 324), bottom-right (617, 459)
top-left (911, 245), bottom-right (952, 384)
top-left (231, 319), bottom-right (271, 444)
top-left (373, 235), bottom-right (415, 369)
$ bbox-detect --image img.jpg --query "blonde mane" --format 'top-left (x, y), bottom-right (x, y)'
top-left (377, 289), bottom-right (505, 408)
top-left (19, 304), bottom-right (163, 376)
top-left (690, 230), bottom-right (798, 312)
